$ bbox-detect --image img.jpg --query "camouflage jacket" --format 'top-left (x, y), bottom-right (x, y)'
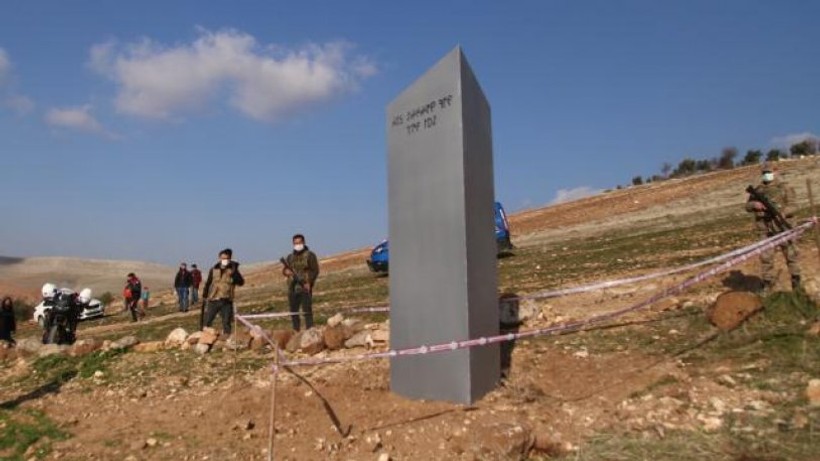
top-left (285, 248), bottom-right (319, 292)
top-left (745, 180), bottom-right (796, 234)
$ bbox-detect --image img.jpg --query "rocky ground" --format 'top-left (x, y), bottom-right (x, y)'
top-left (2, 158), bottom-right (820, 460)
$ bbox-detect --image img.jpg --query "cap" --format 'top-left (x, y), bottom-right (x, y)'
top-left (219, 248), bottom-right (233, 258)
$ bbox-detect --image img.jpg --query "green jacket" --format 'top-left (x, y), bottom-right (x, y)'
top-left (286, 248), bottom-right (319, 292)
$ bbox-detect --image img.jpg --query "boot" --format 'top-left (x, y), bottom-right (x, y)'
top-left (791, 274), bottom-right (802, 291)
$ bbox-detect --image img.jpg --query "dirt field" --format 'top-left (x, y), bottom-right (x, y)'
top-left (2, 159), bottom-right (820, 461)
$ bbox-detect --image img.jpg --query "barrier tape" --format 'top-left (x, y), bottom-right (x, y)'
top-left (277, 221), bottom-right (813, 368)
top-left (238, 305), bottom-right (389, 320)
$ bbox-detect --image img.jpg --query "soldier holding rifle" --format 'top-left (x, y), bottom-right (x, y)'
top-left (281, 234), bottom-right (320, 331)
top-left (745, 162), bottom-right (802, 293)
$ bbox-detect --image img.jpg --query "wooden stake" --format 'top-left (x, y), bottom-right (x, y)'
top-left (806, 179), bottom-right (820, 265)
top-left (268, 346), bottom-right (280, 461)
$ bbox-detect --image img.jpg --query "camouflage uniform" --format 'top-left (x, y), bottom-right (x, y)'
top-left (745, 173), bottom-right (801, 290)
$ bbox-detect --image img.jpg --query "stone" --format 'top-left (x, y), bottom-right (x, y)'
top-left (271, 329), bottom-right (292, 350)
top-left (327, 313), bottom-right (344, 328)
top-left (199, 328), bottom-right (219, 346)
top-left (193, 343), bottom-right (211, 355)
top-left (531, 432), bottom-right (573, 457)
top-left (69, 338), bottom-right (102, 357)
top-left (807, 322), bottom-right (820, 336)
top-left (370, 329), bottom-right (389, 343)
top-left (323, 325), bottom-right (346, 350)
top-left (299, 328), bottom-right (325, 355)
top-left (345, 331), bottom-right (371, 349)
top-left (165, 328), bottom-right (188, 347)
top-left (186, 331), bottom-right (203, 345)
top-left (807, 379), bottom-right (820, 407)
top-left (38, 344), bottom-right (66, 357)
top-left (0, 343), bottom-right (13, 361)
top-left (109, 336), bottom-right (140, 350)
top-left (285, 331), bottom-right (302, 353)
top-left (706, 291), bottom-right (763, 331)
top-left (377, 453), bottom-right (391, 461)
top-left (653, 297), bottom-right (680, 312)
top-left (341, 318), bottom-right (365, 333)
top-left (14, 338), bottom-right (43, 357)
top-left (133, 341), bottom-right (164, 353)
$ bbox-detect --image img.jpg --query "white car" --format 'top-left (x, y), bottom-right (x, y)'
top-left (33, 299), bottom-right (105, 327)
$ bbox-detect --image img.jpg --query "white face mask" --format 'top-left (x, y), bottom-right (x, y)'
top-left (293, 244), bottom-right (305, 252)
top-left (220, 259), bottom-right (230, 267)
top-left (762, 172), bottom-right (775, 183)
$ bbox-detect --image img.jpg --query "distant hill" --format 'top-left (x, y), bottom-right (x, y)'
top-left (0, 257), bottom-right (175, 301)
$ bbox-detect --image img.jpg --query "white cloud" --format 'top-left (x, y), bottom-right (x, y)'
top-left (44, 105), bottom-right (116, 138)
top-left (89, 29), bottom-right (377, 122)
top-left (770, 132), bottom-right (819, 148)
top-left (0, 46), bottom-right (35, 115)
top-left (550, 186), bottom-right (602, 205)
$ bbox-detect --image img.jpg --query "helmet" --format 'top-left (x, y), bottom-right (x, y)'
top-left (41, 283), bottom-right (57, 299)
top-left (78, 288), bottom-right (92, 304)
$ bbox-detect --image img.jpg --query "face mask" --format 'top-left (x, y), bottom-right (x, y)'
top-left (762, 172), bottom-right (775, 183)
top-left (293, 244), bottom-right (305, 252)
top-left (220, 259), bottom-right (230, 267)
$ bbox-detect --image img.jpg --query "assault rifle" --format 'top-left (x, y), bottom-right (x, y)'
top-left (280, 257), bottom-right (309, 292)
top-left (746, 184), bottom-right (793, 233)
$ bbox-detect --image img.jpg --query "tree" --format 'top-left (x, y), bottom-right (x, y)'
top-left (631, 176), bottom-right (643, 186)
top-left (696, 159), bottom-right (712, 172)
top-left (790, 140), bottom-right (818, 157)
top-left (718, 147), bottom-right (737, 169)
top-left (660, 162), bottom-right (672, 178)
top-left (766, 149), bottom-right (784, 162)
top-left (672, 158), bottom-right (697, 177)
top-left (742, 149), bottom-right (762, 165)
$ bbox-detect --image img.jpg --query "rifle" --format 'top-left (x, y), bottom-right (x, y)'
top-left (746, 184), bottom-right (793, 232)
top-left (280, 257), bottom-right (309, 292)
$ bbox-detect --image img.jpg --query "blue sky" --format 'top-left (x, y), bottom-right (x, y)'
top-left (1, 1), bottom-right (818, 266)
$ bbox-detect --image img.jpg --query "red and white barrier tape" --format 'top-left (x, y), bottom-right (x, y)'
top-left (277, 221), bottom-right (813, 368)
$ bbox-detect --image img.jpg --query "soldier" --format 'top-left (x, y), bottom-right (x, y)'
top-left (282, 234), bottom-right (320, 331)
top-left (745, 162), bottom-right (801, 292)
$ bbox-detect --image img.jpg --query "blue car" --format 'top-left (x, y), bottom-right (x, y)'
top-left (366, 201), bottom-right (513, 274)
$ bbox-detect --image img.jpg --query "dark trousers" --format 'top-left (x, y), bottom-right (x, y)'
top-left (204, 299), bottom-right (234, 335)
top-left (288, 290), bottom-right (313, 331)
top-left (127, 298), bottom-right (141, 322)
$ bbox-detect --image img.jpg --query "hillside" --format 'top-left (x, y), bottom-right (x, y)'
top-left (1, 157), bottom-right (819, 461)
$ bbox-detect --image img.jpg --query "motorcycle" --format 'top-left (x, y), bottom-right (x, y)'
top-left (41, 287), bottom-right (88, 345)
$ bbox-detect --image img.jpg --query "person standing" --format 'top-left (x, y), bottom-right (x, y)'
top-left (190, 264), bottom-right (202, 304)
top-left (745, 162), bottom-right (802, 293)
top-left (125, 273), bottom-right (143, 322)
top-left (0, 297), bottom-right (16, 345)
top-left (202, 248), bottom-right (244, 335)
top-left (174, 263), bottom-right (193, 312)
top-left (140, 286), bottom-right (150, 318)
top-left (283, 234), bottom-right (320, 331)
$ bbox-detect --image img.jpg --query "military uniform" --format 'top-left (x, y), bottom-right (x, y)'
top-left (285, 246), bottom-right (320, 331)
top-left (745, 169), bottom-right (801, 291)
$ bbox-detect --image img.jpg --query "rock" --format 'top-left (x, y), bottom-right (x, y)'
top-left (808, 322), bottom-right (820, 336)
top-left (193, 343), bottom-right (211, 355)
top-left (0, 343), bottom-right (14, 361)
top-left (165, 328), bottom-right (188, 347)
top-left (199, 328), bottom-right (219, 346)
top-left (370, 329), bottom-right (389, 343)
top-left (377, 453), bottom-right (391, 461)
top-left (341, 318), bottom-right (366, 334)
top-left (518, 299), bottom-right (540, 323)
top-left (146, 437), bottom-right (158, 447)
top-left (15, 338), bottom-right (43, 357)
top-left (186, 331), bottom-right (203, 345)
top-left (271, 330), bottom-right (292, 350)
top-left (345, 331), bottom-right (371, 349)
top-left (224, 335), bottom-right (247, 351)
top-left (327, 313), bottom-right (344, 328)
top-left (299, 328), bottom-right (325, 355)
top-left (807, 379), bottom-right (820, 407)
top-left (706, 291), bottom-right (763, 331)
top-left (38, 344), bottom-right (66, 357)
top-left (109, 335), bottom-right (139, 350)
top-left (286, 331), bottom-right (302, 353)
top-left (697, 415), bottom-right (723, 431)
top-left (133, 341), bottom-right (164, 353)
top-left (69, 338), bottom-right (102, 357)
top-left (482, 423), bottom-right (531, 458)
top-left (653, 297), bottom-right (680, 312)
top-left (531, 431), bottom-right (573, 457)
top-left (323, 325), bottom-right (346, 350)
